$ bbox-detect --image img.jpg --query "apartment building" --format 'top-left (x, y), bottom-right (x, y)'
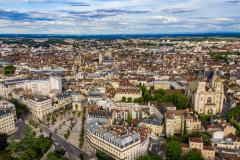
top-left (140, 118), bottom-right (164, 136)
top-left (87, 120), bottom-right (149, 160)
top-left (182, 137), bottom-right (215, 160)
top-left (28, 96), bottom-right (53, 119)
top-left (165, 110), bottom-right (201, 137)
top-left (0, 100), bottom-right (16, 133)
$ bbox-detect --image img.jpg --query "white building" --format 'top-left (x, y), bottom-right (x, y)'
top-left (0, 100), bottom-right (16, 133)
top-left (1, 76), bottom-right (62, 96)
top-left (28, 96), bottom-right (53, 120)
top-left (87, 120), bottom-right (149, 160)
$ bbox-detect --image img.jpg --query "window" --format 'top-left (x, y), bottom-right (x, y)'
top-left (207, 97), bottom-right (212, 103)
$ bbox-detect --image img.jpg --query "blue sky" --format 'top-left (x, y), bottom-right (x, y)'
top-left (0, 0), bottom-right (239, 34)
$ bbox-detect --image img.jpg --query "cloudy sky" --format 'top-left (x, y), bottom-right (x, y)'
top-left (0, 0), bottom-right (239, 34)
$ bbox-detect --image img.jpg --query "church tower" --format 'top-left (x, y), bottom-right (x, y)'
top-left (193, 73), bottom-right (224, 115)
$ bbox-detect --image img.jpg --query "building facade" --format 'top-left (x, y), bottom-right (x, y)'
top-left (1, 76), bottom-right (62, 96)
top-left (140, 119), bottom-right (164, 136)
top-left (28, 96), bottom-right (53, 119)
top-left (87, 121), bottom-right (149, 160)
top-left (72, 93), bottom-right (82, 111)
top-left (165, 110), bottom-right (201, 137)
top-left (0, 100), bottom-right (16, 133)
top-left (182, 137), bottom-right (215, 160)
top-left (193, 76), bottom-right (224, 115)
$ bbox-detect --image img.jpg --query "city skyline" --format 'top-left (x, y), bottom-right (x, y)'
top-left (0, 0), bottom-right (240, 34)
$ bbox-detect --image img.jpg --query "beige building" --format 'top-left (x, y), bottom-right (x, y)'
top-left (28, 96), bottom-right (53, 120)
top-left (140, 119), bottom-right (164, 136)
top-left (182, 137), bottom-right (215, 160)
top-left (153, 81), bottom-right (171, 90)
top-left (0, 100), bottom-right (16, 133)
top-left (111, 88), bottom-right (142, 102)
top-left (53, 93), bottom-right (72, 111)
top-left (0, 83), bottom-right (13, 98)
top-left (217, 120), bottom-right (236, 137)
top-left (165, 110), bottom-right (201, 137)
top-left (87, 121), bottom-right (149, 160)
top-left (193, 76), bottom-right (224, 115)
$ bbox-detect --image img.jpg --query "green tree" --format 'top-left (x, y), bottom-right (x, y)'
top-left (122, 96), bottom-right (126, 102)
top-left (137, 155), bottom-right (152, 160)
top-left (172, 93), bottom-right (188, 109)
top-left (127, 112), bottom-right (132, 125)
top-left (127, 97), bottom-right (132, 103)
top-left (227, 107), bottom-right (240, 120)
top-left (183, 119), bottom-right (188, 135)
top-left (0, 133), bottom-right (8, 150)
top-left (96, 150), bottom-right (114, 160)
top-left (47, 149), bottom-right (67, 160)
top-left (3, 65), bottom-right (16, 76)
top-left (165, 140), bottom-right (182, 160)
top-left (134, 97), bottom-right (144, 104)
top-left (79, 153), bottom-right (84, 160)
top-left (182, 119), bottom-right (189, 143)
top-left (227, 107), bottom-right (240, 135)
top-left (137, 154), bottom-right (163, 160)
top-left (8, 126), bottom-right (52, 160)
top-left (181, 151), bottom-right (204, 160)
top-left (150, 154), bottom-right (163, 160)
top-left (10, 98), bottom-right (29, 118)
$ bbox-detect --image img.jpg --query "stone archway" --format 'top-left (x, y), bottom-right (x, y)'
top-left (208, 109), bottom-right (213, 115)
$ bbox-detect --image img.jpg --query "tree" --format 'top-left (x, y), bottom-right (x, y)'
top-left (137, 155), bottom-right (152, 160)
top-left (227, 107), bottom-right (240, 135)
top-left (47, 149), bottom-right (67, 160)
top-left (227, 107), bottom-right (240, 120)
top-left (127, 97), bottom-right (132, 103)
top-left (79, 153), bottom-right (84, 160)
top-left (137, 154), bottom-right (163, 160)
top-left (150, 154), bottom-right (163, 160)
top-left (10, 98), bottom-right (29, 118)
top-left (3, 65), bottom-right (16, 76)
top-left (154, 89), bottom-right (166, 96)
top-left (134, 97), bottom-right (144, 104)
top-left (165, 140), bottom-right (182, 160)
top-left (183, 119), bottom-right (188, 135)
top-left (182, 119), bottom-right (189, 143)
top-left (172, 93), bottom-right (188, 109)
top-left (96, 150), bottom-right (114, 160)
top-left (0, 133), bottom-right (8, 150)
top-left (122, 96), bottom-right (126, 102)
top-left (127, 112), bottom-right (132, 125)
top-left (8, 126), bottom-right (52, 160)
top-left (181, 151), bottom-right (204, 160)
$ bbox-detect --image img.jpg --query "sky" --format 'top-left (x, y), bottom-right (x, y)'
top-left (0, 0), bottom-right (239, 34)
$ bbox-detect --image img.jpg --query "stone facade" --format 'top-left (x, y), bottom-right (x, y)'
top-left (193, 76), bottom-right (224, 115)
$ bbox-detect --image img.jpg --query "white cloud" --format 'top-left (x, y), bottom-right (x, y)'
top-left (209, 17), bottom-right (234, 22)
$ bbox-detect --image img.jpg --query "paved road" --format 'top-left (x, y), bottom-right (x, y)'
top-left (39, 124), bottom-right (90, 160)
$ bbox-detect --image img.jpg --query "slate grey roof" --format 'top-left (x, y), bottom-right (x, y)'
top-left (87, 121), bottom-right (140, 149)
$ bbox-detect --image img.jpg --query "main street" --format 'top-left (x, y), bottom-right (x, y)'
top-left (39, 124), bottom-right (90, 160)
